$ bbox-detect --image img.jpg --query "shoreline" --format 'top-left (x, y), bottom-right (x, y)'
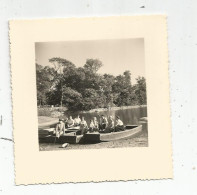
top-left (81, 105), bottom-right (147, 113)
top-left (38, 116), bottom-right (59, 127)
top-left (38, 105), bottom-right (147, 118)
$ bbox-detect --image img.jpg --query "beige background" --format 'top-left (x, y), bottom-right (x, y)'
top-left (10, 16), bottom-right (172, 185)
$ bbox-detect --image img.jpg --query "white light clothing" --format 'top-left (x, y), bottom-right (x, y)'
top-left (89, 122), bottom-right (95, 128)
top-left (56, 123), bottom-right (65, 131)
top-left (93, 120), bottom-right (99, 128)
top-left (80, 120), bottom-right (88, 128)
top-left (74, 117), bottom-right (81, 125)
top-left (116, 119), bottom-right (123, 126)
top-left (108, 118), bottom-right (114, 128)
top-left (55, 123), bottom-right (65, 137)
top-left (80, 120), bottom-right (88, 134)
top-left (67, 119), bottom-right (74, 126)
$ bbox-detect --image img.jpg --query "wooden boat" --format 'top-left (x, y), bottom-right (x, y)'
top-left (64, 126), bottom-right (82, 135)
top-left (39, 125), bottom-right (142, 144)
top-left (39, 126), bottom-right (83, 144)
top-left (39, 132), bottom-right (84, 144)
top-left (38, 128), bottom-right (54, 138)
top-left (83, 125), bottom-right (142, 143)
top-left (39, 126), bottom-right (81, 134)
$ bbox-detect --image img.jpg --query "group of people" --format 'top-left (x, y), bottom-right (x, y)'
top-left (55, 115), bottom-right (125, 137)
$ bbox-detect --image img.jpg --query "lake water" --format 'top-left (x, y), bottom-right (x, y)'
top-left (39, 106), bottom-right (148, 151)
top-left (66, 106), bottom-right (147, 127)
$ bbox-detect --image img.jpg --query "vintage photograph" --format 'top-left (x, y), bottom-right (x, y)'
top-left (11, 16), bottom-right (172, 184)
top-left (36, 39), bottom-right (148, 151)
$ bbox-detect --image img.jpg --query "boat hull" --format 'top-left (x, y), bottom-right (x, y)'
top-left (39, 135), bottom-right (83, 144)
top-left (39, 132), bottom-right (83, 144)
top-left (84, 125), bottom-right (142, 143)
top-left (39, 125), bottom-right (142, 144)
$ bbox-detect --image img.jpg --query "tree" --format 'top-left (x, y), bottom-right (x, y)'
top-left (101, 74), bottom-right (115, 107)
top-left (36, 64), bottom-right (56, 106)
top-left (49, 57), bottom-right (76, 107)
top-left (134, 76), bottom-right (147, 105)
top-left (62, 87), bottom-right (82, 111)
top-left (84, 59), bottom-right (103, 73)
top-left (37, 57), bottom-right (147, 111)
top-left (112, 71), bottom-right (133, 106)
top-left (123, 70), bottom-right (132, 86)
top-left (49, 57), bottom-right (75, 72)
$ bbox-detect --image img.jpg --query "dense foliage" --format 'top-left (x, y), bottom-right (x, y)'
top-left (36, 57), bottom-right (147, 111)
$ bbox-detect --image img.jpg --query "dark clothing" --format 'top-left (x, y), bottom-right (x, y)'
top-left (99, 117), bottom-right (108, 130)
top-left (100, 123), bottom-right (107, 130)
top-left (81, 128), bottom-right (87, 135)
top-left (103, 128), bottom-right (112, 133)
top-left (114, 125), bottom-right (124, 132)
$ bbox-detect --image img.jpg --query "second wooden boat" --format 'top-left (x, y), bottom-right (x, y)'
top-left (39, 126), bottom-right (83, 144)
top-left (39, 132), bottom-right (83, 144)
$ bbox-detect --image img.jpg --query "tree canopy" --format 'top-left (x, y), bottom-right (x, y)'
top-left (36, 58), bottom-right (147, 110)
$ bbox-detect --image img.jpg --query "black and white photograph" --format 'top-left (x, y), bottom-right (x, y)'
top-left (36, 38), bottom-right (148, 151)
top-left (10, 16), bottom-right (173, 184)
top-left (1, 0), bottom-right (196, 192)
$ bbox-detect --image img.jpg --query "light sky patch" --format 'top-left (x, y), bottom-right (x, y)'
top-left (35, 38), bottom-right (145, 84)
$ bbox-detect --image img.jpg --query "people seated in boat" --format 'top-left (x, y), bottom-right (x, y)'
top-left (64, 117), bottom-right (68, 128)
top-left (104, 115), bottom-right (115, 133)
top-left (88, 119), bottom-right (95, 132)
top-left (74, 115), bottom-right (81, 126)
top-left (80, 117), bottom-right (88, 134)
top-left (99, 115), bottom-right (108, 131)
top-left (93, 117), bottom-right (99, 131)
top-left (54, 118), bottom-right (65, 138)
top-left (98, 116), bottom-right (102, 129)
top-left (67, 116), bottom-right (74, 128)
top-left (114, 116), bottom-right (125, 132)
